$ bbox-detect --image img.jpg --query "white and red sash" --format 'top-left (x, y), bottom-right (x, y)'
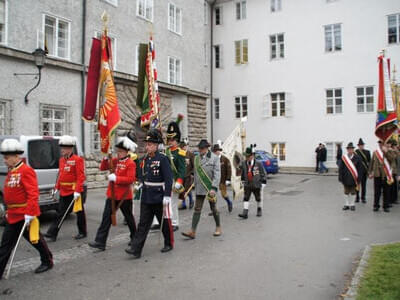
top-left (342, 154), bottom-right (358, 185)
top-left (375, 147), bottom-right (394, 184)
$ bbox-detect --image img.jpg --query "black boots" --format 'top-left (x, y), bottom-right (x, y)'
top-left (238, 209), bottom-right (248, 219)
top-left (257, 207), bottom-right (262, 217)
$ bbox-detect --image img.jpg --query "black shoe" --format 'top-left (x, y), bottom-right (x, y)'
top-left (350, 206), bottom-right (356, 211)
top-left (45, 234), bottom-right (57, 242)
top-left (238, 209), bottom-right (248, 219)
top-left (256, 207), bottom-right (262, 217)
top-left (355, 198), bottom-right (360, 203)
top-left (373, 207), bottom-right (379, 212)
top-left (34, 262), bottom-right (53, 274)
top-left (342, 206), bottom-right (350, 211)
top-left (88, 241), bottom-right (105, 251)
top-left (173, 226), bottom-right (179, 232)
top-left (150, 224), bottom-right (161, 232)
top-left (125, 248), bottom-right (141, 258)
top-left (161, 245), bottom-right (173, 253)
top-left (74, 233), bottom-right (87, 240)
top-left (361, 199), bottom-right (367, 203)
top-left (384, 208), bottom-right (390, 213)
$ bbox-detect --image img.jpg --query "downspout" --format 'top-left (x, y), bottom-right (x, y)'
top-left (80, 0), bottom-right (87, 153)
top-left (209, 0), bottom-right (216, 144)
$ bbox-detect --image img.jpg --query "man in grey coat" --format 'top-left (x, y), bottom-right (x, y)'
top-left (239, 146), bottom-right (267, 218)
top-left (182, 139), bottom-right (221, 239)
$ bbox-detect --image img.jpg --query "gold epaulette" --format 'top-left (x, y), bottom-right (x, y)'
top-left (178, 148), bottom-right (186, 156)
top-left (129, 153), bottom-right (138, 161)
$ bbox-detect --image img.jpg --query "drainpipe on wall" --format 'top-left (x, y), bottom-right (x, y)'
top-left (208, 0), bottom-right (216, 144)
top-left (80, 0), bottom-right (87, 153)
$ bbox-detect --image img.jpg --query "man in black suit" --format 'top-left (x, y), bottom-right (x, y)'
top-left (355, 138), bottom-right (371, 203)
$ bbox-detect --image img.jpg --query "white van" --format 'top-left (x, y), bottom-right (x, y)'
top-left (0, 135), bottom-right (87, 223)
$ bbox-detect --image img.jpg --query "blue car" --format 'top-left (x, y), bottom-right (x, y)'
top-left (255, 150), bottom-right (279, 174)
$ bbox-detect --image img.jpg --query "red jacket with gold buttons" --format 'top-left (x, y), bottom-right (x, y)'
top-left (3, 161), bottom-right (40, 224)
top-left (55, 154), bottom-right (86, 196)
top-left (100, 156), bottom-right (136, 200)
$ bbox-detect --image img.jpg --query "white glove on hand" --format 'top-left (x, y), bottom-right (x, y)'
top-left (51, 188), bottom-right (58, 197)
top-left (73, 192), bottom-right (81, 200)
top-left (225, 180), bottom-right (231, 186)
top-left (24, 214), bottom-right (35, 224)
top-left (262, 184), bottom-right (266, 188)
top-left (174, 182), bottom-right (182, 190)
top-left (108, 173), bottom-right (116, 182)
top-left (163, 196), bottom-right (171, 206)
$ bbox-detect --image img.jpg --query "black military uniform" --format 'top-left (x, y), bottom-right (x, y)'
top-left (126, 129), bottom-right (174, 258)
top-left (355, 138), bottom-right (371, 203)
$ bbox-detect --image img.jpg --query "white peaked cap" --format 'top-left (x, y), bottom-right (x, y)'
top-left (0, 139), bottom-right (24, 154)
top-left (59, 135), bottom-right (76, 146)
top-left (116, 136), bottom-right (137, 152)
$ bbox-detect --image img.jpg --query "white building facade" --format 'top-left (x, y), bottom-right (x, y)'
top-left (211, 0), bottom-right (400, 169)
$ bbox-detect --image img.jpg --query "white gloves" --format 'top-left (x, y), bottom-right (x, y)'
top-left (24, 214), bottom-right (35, 224)
top-left (225, 180), bottom-right (231, 186)
top-left (163, 196), bottom-right (171, 206)
top-left (174, 182), bottom-right (182, 190)
top-left (73, 192), bottom-right (81, 200)
top-left (51, 189), bottom-right (58, 197)
top-left (108, 173), bottom-right (116, 182)
top-left (262, 184), bottom-right (266, 188)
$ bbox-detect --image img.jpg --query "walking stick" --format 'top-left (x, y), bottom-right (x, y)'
top-left (57, 198), bottom-right (76, 229)
top-left (4, 221), bottom-right (28, 279)
top-left (183, 183), bottom-right (195, 199)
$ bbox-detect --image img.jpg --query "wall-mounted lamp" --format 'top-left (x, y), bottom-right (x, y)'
top-left (14, 48), bottom-right (46, 104)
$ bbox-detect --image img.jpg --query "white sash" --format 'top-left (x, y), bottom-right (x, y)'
top-left (375, 147), bottom-right (393, 184)
top-left (342, 154), bottom-right (358, 184)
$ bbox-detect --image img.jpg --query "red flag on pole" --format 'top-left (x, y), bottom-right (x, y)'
top-left (98, 33), bottom-right (121, 154)
top-left (375, 53), bottom-right (397, 142)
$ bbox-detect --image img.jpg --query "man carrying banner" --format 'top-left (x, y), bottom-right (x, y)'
top-left (369, 140), bottom-right (396, 212)
top-left (45, 135), bottom-right (87, 242)
top-left (0, 139), bottom-right (53, 278)
top-left (238, 146), bottom-right (267, 219)
top-left (126, 129), bottom-right (174, 258)
top-left (182, 139), bottom-right (221, 239)
top-left (355, 138), bottom-right (371, 203)
top-left (339, 142), bottom-right (363, 211)
top-left (89, 136), bottom-right (137, 251)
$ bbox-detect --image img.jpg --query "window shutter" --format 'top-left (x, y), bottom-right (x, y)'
top-left (285, 92), bottom-right (292, 117)
top-left (262, 95), bottom-right (271, 118)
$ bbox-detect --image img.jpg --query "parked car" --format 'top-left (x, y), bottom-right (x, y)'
top-left (255, 150), bottom-right (279, 174)
top-left (0, 135), bottom-right (87, 224)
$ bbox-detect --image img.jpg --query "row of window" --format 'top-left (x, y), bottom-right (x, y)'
top-left (214, 14), bottom-right (399, 68)
top-left (214, 86), bottom-right (375, 120)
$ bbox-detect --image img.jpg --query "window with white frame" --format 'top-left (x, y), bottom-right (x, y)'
top-left (271, 142), bottom-right (285, 161)
top-left (90, 121), bottom-right (101, 153)
top-left (43, 15), bottom-right (70, 59)
top-left (326, 88), bottom-right (342, 114)
top-left (168, 56), bottom-right (182, 85)
top-left (40, 105), bottom-right (68, 136)
top-left (137, 0), bottom-right (153, 22)
top-left (234, 39), bottom-right (248, 64)
top-left (215, 6), bottom-right (222, 25)
top-left (95, 31), bottom-right (117, 70)
top-left (236, 1), bottom-right (246, 20)
top-left (204, 1), bottom-right (208, 25)
top-left (271, 0), bottom-right (281, 12)
top-left (270, 33), bottom-right (284, 59)
top-left (271, 93), bottom-right (285, 117)
top-left (102, 0), bottom-right (118, 6)
top-left (0, 0), bottom-right (6, 44)
top-left (357, 86), bottom-right (374, 113)
top-left (168, 3), bottom-right (182, 34)
top-left (214, 98), bottom-right (220, 120)
top-left (388, 14), bottom-right (400, 44)
top-left (235, 96), bottom-right (247, 118)
top-left (214, 45), bottom-right (222, 68)
top-left (0, 99), bottom-right (11, 134)
top-left (324, 23), bottom-right (342, 52)
top-left (325, 142), bottom-right (342, 162)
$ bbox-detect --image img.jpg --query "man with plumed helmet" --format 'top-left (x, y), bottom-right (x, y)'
top-left (126, 129), bottom-right (174, 258)
top-left (89, 135), bottom-right (137, 251)
top-left (45, 135), bottom-right (87, 242)
top-left (0, 139), bottom-right (53, 278)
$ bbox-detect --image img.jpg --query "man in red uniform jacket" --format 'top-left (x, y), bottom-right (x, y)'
top-left (0, 139), bottom-right (53, 278)
top-left (89, 136), bottom-right (137, 251)
top-left (45, 135), bottom-right (87, 241)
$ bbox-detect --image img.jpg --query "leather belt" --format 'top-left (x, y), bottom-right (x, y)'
top-left (144, 181), bottom-right (165, 187)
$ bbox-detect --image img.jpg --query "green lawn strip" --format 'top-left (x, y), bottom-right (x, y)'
top-left (356, 242), bottom-right (400, 300)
